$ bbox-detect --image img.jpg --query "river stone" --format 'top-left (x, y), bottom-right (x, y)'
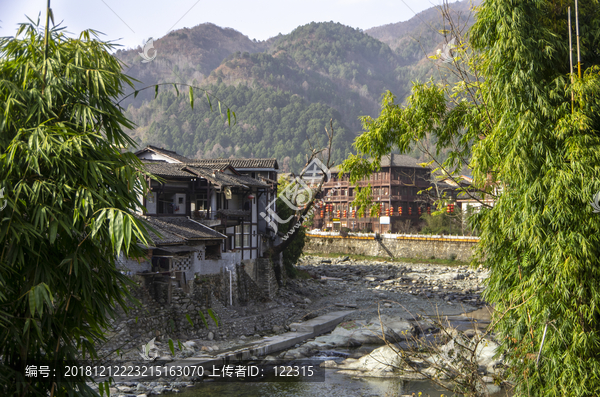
top-left (320, 360), bottom-right (338, 368)
top-left (183, 341), bottom-right (197, 350)
top-left (136, 384), bottom-right (148, 391)
top-left (309, 334), bottom-right (361, 348)
top-left (207, 331), bottom-right (214, 341)
top-left (368, 315), bottom-right (415, 339)
top-left (426, 335), bottom-right (502, 376)
top-left (329, 318), bottom-right (404, 345)
top-left (337, 344), bottom-right (420, 378)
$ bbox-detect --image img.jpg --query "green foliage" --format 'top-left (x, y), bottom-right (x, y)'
top-left (0, 21), bottom-right (158, 396)
top-left (276, 176), bottom-right (308, 277)
top-left (420, 212), bottom-right (462, 236)
top-left (350, 182), bottom-right (379, 218)
top-left (342, 1), bottom-right (600, 395)
top-left (128, 82), bottom-right (353, 172)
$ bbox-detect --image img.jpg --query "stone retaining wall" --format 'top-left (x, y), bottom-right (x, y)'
top-left (304, 234), bottom-right (478, 262)
top-left (103, 260), bottom-right (284, 353)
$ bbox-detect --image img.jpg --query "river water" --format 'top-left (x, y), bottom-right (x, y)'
top-left (175, 369), bottom-right (510, 397)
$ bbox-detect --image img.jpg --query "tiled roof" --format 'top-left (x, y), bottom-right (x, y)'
top-left (145, 225), bottom-right (186, 245)
top-left (330, 154), bottom-right (430, 172)
top-left (135, 146), bottom-right (278, 169)
top-left (185, 166), bottom-right (270, 188)
top-left (140, 216), bottom-right (225, 245)
top-left (187, 158), bottom-right (279, 170)
top-left (135, 146), bottom-right (194, 163)
top-left (141, 161), bottom-right (270, 189)
top-left (383, 154), bottom-right (428, 168)
top-left (142, 161), bottom-right (193, 178)
top-left (217, 209), bottom-right (251, 218)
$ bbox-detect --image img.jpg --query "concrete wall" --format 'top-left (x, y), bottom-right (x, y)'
top-left (304, 233), bottom-right (478, 262)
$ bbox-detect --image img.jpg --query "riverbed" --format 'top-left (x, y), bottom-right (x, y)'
top-left (105, 256), bottom-right (511, 396)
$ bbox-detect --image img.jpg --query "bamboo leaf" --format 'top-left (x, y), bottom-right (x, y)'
top-left (90, 209), bottom-right (107, 239)
top-left (49, 220), bottom-right (58, 244)
top-left (168, 338), bottom-right (175, 356)
top-left (198, 310), bottom-right (208, 328)
top-left (113, 211), bottom-right (124, 254)
top-left (206, 92), bottom-right (212, 110)
top-left (173, 84), bottom-right (179, 96)
top-left (108, 209), bottom-right (116, 249)
top-left (155, 85), bottom-right (159, 99)
top-left (189, 86), bottom-right (194, 109)
top-left (123, 215), bottom-right (131, 253)
top-left (207, 308), bottom-right (219, 327)
top-left (186, 313), bottom-right (194, 327)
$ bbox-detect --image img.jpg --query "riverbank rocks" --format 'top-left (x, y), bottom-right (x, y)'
top-left (329, 315), bottom-right (415, 346)
top-left (334, 332), bottom-right (504, 382)
top-left (336, 344), bottom-right (426, 379)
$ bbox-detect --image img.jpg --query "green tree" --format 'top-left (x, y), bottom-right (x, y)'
top-left (341, 0), bottom-right (600, 395)
top-left (274, 176), bottom-right (308, 278)
top-left (420, 212), bottom-right (461, 236)
top-left (0, 21), bottom-right (158, 396)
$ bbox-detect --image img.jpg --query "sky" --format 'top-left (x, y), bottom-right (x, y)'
top-left (0, 0), bottom-right (439, 51)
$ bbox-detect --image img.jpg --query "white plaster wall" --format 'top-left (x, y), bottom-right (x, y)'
top-left (146, 192), bottom-right (157, 214)
top-left (194, 251), bottom-right (242, 275)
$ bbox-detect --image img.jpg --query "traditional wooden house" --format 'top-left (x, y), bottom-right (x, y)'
top-left (312, 154), bottom-right (457, 233)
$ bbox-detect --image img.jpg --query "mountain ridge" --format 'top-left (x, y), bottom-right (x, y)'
top-left (117, 1), bottom-right (477, 172)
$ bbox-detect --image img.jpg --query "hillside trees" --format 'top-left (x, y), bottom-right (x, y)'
top-left (341, 0), bottom-right (600, 395)
top-left (129, 83), bottom-right (354, 172)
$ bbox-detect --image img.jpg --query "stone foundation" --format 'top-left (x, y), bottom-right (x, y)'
top-left (103, 262), bottom-right (280, 352)
top-left (304, 234), bottom-right (478, 262)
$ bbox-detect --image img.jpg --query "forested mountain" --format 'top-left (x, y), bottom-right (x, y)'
top-left (365, 0), bottom-right (478, 63)
top-left (118, 0), bottom-right (477, 172)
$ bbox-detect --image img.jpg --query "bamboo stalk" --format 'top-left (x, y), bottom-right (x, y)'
top-left (42, 0), bottom-right (51, 95)
top-left (575, 0), bottom-right (581, 79)
top-left (569, 7), bottom-right (574, 113)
